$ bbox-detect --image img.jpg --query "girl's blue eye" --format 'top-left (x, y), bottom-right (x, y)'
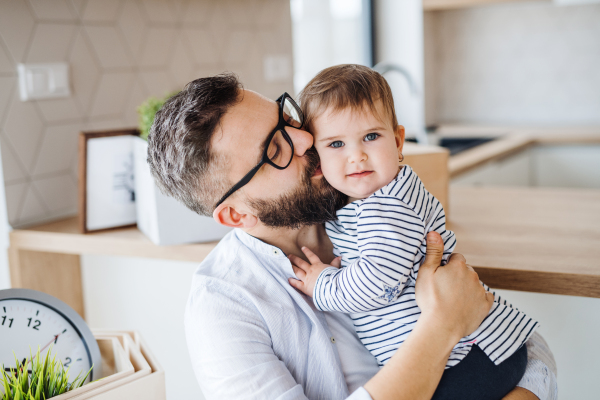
top-left (365, 133), bottom-right (379, 141)
top-left (329, 141), bottom-right (344, 148)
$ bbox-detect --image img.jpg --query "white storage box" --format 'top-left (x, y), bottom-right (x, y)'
top-left (133, 136), bottom-right (231, 245)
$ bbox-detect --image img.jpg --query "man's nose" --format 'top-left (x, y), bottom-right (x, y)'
top-left (285, 127), bottom-right (314, 156)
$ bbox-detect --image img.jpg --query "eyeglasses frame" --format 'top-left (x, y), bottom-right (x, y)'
top-left (214, 92), bottom-right (303, 209)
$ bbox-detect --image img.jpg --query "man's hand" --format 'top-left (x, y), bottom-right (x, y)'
top-left (288, 247), bottom-right (342, 297)
top-left (415, 232), bottom-right (494, 341)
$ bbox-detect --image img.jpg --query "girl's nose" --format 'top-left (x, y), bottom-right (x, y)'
top-left (348, 147), bottom-right (367, 164)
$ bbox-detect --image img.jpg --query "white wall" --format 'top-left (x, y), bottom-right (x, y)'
top-left (493, 289), bottom-right (600, 399)
top-left (81, 254), bottom-right (204, 399)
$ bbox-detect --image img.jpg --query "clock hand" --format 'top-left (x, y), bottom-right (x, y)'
top-left (18, 332), bottom-right (64, 371)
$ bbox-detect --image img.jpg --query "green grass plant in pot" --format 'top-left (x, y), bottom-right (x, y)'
top-left (137, 92), bottom-right (179, 141)
top-left (0, 348), bottom-right (92, 400)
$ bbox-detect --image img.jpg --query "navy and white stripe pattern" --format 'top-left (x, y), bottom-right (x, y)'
top-left (316, 166), bottom-right (539, 367)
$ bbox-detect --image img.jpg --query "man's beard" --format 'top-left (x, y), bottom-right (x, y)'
top-left (247, 148), bottom-right (347, 229)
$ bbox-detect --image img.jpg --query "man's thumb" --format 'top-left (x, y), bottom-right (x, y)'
top-left (421, 232), bottom-right (444, 272)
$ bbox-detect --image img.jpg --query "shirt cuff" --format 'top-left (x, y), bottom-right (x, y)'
top-left (347, 387), bottom-right (373, 400)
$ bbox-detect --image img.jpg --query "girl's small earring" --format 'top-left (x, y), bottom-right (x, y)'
top-left (399, 153), bottom-right (404, 163)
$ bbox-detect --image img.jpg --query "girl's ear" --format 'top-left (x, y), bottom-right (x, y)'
top-left (395, 125), bottom-right (406, 153)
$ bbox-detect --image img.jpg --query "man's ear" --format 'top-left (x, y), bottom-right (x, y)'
top-left (395, 125), bottom-right (406, 154)
top-left (213, 203), bottom-right (258, 229)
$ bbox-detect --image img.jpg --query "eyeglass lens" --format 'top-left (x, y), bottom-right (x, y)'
top-left (266, 130), bottom-right (293, 167)
top-left (282, 97), bottom-right (303, 128)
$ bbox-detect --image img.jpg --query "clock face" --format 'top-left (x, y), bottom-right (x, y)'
top-left (0, 299), bottom-right (93, 384)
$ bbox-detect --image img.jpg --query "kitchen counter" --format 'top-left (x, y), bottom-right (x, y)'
top-left (436, 125), bottom-right (600, 177)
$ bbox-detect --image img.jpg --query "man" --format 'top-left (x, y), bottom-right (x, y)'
top-left (147, 73), bottom-right (557, 400)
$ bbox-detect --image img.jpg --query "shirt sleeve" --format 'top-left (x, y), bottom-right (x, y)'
top-left (185, 281), bottom-right (371, 400)
top-left (517, 332), bottom-right (559, 400)
top-left (314, 196), bottom-right (427, 313)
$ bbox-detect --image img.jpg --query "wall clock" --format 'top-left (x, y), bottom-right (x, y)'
top-left (0, 288), bottom-right (102, 383)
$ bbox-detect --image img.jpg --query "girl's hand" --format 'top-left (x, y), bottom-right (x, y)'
top-left (288, 247), bottom-right (342, 297)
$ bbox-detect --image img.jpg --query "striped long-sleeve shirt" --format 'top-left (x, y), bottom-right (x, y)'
top-left (316, 165), bottom-right (539, 367)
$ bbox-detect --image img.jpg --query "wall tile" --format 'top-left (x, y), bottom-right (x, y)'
top-left (82, 0), bottom-right (123, 22)
top-left (0, 135), bottom-right (28, 183)
top-left (224, 30), bottom-right (255, 66)
top-left (69, 32), bottom-right (101, 113)
top-left (2, 94), bottom-right (44, 173)
top-left (139, 70), bottom-right (176, 97)
top-left (169, 35), bottom-right (196, 89)
top-left (32, 174), bottom-right (77, 212)
top-left (35, 97), bottom-right (83, 123)
top-left (69, 0), bottom-right (86, 16)
top-left (140, 0), bottom-right (178, 24)
top-left (28, 0), bottom-right (78, 21)
top-left (184, 28), bottom-right (219, 65)
top-left (0, 40), bottom-right (15, 74)
top-left (85, 26), bottom-right (133, 69)
top-left (139, 27), bottom-right (178, 68)
top-left (25, 23), bottom-right (78, 63)
top-left (0, 0), bottom-right (36, 63)
top-left (123, 77), bottom-right (148, 127)
top-left (89, 72), bottom-right (134, 117)
top-left (0, 77), bottom-right (15, 124)
top-left (32, 122), bottom-right (82, 176)
top-left (4, 182), bottom-right (28, 225)
top-left (182, 0), bottom-right (214, 25)
top-left (118, 0), bottom-right (147, 60)
top-left (18, 185), bottom-right (48, 224)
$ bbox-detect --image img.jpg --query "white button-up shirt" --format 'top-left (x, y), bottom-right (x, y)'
top-left (185, 229), bottom-right (557, 400)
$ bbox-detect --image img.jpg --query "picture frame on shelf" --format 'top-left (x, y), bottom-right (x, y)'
top-left (78, 129), bottom-right (139, 233)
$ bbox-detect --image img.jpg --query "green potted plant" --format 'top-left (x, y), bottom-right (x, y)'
top-left (0, 349), bottom-right (91, 400)
top-left (133, 93), bottom-right (232, 245)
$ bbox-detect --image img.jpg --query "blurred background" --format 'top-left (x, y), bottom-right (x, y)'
top-left (0, 0), bottom-right (598, 398)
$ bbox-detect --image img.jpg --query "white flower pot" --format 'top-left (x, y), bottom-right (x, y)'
top-left (133, 137), bottom-right (231, 245)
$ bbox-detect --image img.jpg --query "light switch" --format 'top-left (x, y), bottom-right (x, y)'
top-left (17, 63), bottom-right (70, 101)
top-left (263, 55), bottom-right (292, 83)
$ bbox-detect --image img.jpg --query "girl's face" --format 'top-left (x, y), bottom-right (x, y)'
top-left (311, 101), bottom-right (405, 202)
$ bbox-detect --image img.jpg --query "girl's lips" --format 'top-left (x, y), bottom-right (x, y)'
top-left (348, 171), bottom-right (373, 178)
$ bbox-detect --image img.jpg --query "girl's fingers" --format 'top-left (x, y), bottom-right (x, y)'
top-left (301, 246), bottom-right (322, 265)
top-left (330, 256), bottom-right (342, 269)
top-left (288, 278), bottom-right (303, 290)
top-left (288, 254), bottom-right (309, 271)
top-left (292, 265), bottom-right (306, 279)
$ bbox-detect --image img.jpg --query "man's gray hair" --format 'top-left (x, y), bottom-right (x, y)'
top-left (147, 73), bottom-right (242, 216)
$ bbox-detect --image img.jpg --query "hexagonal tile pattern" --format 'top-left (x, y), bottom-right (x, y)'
top-left (2, 93), bottom-right (45, 173)
top-left (184, 28), bottom-right (219, 66)
top-left (89, 72), bottom-right (135, 117)
top-left (26, 23), bottom-right (78, 63)
top-left (223, 30), bottom-right (255, 66)
top-left (139, 27), bottom-right (178, 68)
top-left (4, 182), bottom-right (28, 226)
top-left (28, 0), bottom-right (78, 21)
top-left (0, 0), bottom-right (36, 62)
top-left (32, 174), bottom-right (77, 213)
top-left (32, 122), bottom-right (82, 177)
top-left (0, 134), bottom-right (28, 183)
top-left (69, 32), bottom-right (101, 113)
top-left (34, 97), bottom-right (83, 124)
top-left (82, 0), bottom-right (124, 22)
top-left (118, 0), bottom-right (147, 60)
top-left (85, 26), bottom-right (133, 69)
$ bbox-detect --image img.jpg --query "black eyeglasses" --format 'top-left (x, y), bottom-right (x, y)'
top-left (214, 92), bottom-right (304, 209)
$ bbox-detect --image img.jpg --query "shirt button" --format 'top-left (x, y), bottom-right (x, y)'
top-left (273, 249), bottom-right (279, 255)
top-left (330, 336), bottom-right (336, 344)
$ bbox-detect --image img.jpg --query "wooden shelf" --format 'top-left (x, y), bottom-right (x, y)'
top-left (10, 217), bottom-right (219, 263)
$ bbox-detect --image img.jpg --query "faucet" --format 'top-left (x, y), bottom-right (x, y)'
top-left (372, 62), bottom-right (428, 145)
